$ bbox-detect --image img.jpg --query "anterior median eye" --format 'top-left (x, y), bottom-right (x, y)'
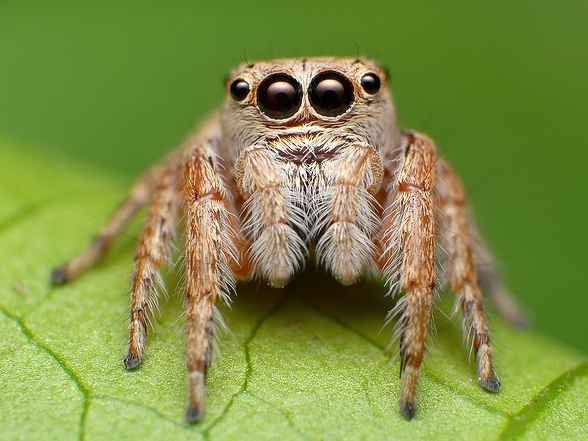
top-left (309, 71), bottom-right (354, 117)
top-left (257, 73), bottom-right (302, 119)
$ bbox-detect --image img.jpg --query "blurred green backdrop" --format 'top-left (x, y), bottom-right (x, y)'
top-left (1, 0), bottom-right (586, 352)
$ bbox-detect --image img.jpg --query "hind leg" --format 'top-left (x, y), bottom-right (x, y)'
top-left (435, 158), bottom-right (500, 392)
top-left (51, 149), bottom-right (184, 284)
top-left (124, 162), bottom-right (184, 368)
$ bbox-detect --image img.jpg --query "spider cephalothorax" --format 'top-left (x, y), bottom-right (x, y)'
top-left (52, 57), bottom-right (524, 421)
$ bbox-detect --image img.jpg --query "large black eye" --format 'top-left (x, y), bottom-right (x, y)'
top-left (257, 73), bottom-right (302, 119)
top-left (361, 73), bottom-right (381, 94)
top-left (309, 71), bottom-right (354, 117)
top-left (230, 78), bottom-right (250, 101)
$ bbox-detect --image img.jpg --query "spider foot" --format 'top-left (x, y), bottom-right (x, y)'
top-left (124, 352), bottom-right (144, 369)
top-left (187, 371), bottom-right (206, 422)
top-left (186, 405), bottom-right (204, 423)
top-left (479, 372), bottom-right (500, 392)
top-left (50, 267), bottom-right (69, 285)
top-left (399, 365), bottom-right (419, 419)
top-left (400, 399), bottom-right (416, 419)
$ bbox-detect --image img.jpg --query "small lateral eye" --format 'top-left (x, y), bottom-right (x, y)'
top-left (309, 71), bottom-right (354, 117)
top-left (230, 79), bottom-right (250, 101)
top-left (360, 73), bottom-right (381, 94)
top-left (257, 73), bottom-right (302, 119)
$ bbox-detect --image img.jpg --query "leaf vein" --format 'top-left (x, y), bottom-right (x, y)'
top-left (247, 391), bottom-right (311, 441)
top-left (203, 294), bottom-right (288, 438)
top-left (0, 306), bottom-right (91, 441)
top-left (0, 201), bottom-right (43, 235)
top-left (499, 359), bottom-right (588, 440)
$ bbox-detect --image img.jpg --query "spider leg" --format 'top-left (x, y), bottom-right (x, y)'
top-left (50, 149), bottom-right (184, 284)
top-left (472, 225), bottom-right (529, 328)
top-left (380, 131), bottom-right (437, 419)
top-left (435, 158), bottom-right (500, 391)
top-left (124, 161), bottom-right (184, 368)
top-left (183, 138), bottom-right (237, 421)
top-left (315, 144), bottom-right (383, 285)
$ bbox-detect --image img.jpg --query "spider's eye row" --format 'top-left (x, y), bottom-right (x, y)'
top-left (309, 71), bottom-right (354, 117)
top-left (257, 73), bottom-right (302, 119)
top-left (230, 78), bottom-right (250, 101)
top-left (360, 72), bottom-right (381, 94)
top-left (252, 70), bottom-right (377, 119)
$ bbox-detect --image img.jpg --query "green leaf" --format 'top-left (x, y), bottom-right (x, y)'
top-left (1, 136), bottom-right (587, 441)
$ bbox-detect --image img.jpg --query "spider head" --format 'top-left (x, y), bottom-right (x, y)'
top-left (221, 57), bottom-right (400, 152)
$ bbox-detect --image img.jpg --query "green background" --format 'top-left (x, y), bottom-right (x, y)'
top-left (2, 0), bottom-right (586, 351)
top-left (1, 1), bottom-right (587, 439)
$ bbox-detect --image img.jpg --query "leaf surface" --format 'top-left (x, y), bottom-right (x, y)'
top-left (1, 137), bottom-right (586, 441)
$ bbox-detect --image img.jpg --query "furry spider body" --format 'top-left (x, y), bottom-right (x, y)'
top-left (52, 57), bottom-right (523, 421)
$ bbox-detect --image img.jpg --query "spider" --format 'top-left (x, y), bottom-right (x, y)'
top-left (51, 57), bottom-right (525, 421)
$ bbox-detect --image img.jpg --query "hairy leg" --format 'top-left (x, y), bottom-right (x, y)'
top-left (184, 138), bottom-right (237, 421)
top-left (50, 149), bottom-right (184, 284)
top-left (472, 226), bottom-right (529, 328)
top-left (236, 147), bottom-right (305, 287)
top-left (316, 144), bottom-right (383, 285)
top-left (380, 131), bottom-right (437, 418)
top-left (435, 158), bottom-right (500, 391)
top-left (124, 162), bottom-right (184, 368)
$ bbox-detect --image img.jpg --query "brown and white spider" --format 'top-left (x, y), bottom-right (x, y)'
top-left (52, 57), bottom-right (525, 421)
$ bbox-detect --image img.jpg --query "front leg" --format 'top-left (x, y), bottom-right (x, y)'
top-left (184, 138), bottom-right (238, 421)
top-left (380, 131), bottom-right (437, 418)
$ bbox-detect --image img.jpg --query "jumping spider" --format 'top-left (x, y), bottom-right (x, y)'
top-left (52, 57), bottom-right (525, 421)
